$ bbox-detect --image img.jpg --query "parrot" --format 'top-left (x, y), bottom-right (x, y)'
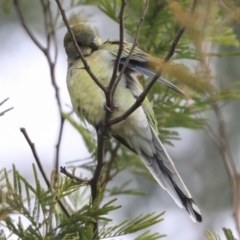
top-left (64, 24), bottom-right (202, 222)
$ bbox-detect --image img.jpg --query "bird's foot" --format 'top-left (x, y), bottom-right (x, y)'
top-left (103, 102), bottom-right (112, 113)
top-left (103, 102), bottom-right (118, 113)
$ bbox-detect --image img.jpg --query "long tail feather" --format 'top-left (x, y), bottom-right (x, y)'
top-left (139, 127), bottom-right (202, 222)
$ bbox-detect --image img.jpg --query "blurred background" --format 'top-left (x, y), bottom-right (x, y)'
top-left (1, 0), bottom-right (240, 239)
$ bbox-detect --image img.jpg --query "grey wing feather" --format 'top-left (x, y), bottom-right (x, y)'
top-left (104, 40), bottom-right (187, 97)
top-left (119, 59), bottom-right (188, 97)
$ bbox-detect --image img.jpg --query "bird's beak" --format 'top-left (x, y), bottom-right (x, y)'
top-left (90, 37), bottom-right (100, 51)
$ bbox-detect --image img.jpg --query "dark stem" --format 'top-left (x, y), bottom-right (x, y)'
top-left (60, 167), bottom-right (89, 184)
top-left (212, 102), bottom-right (240, 236)
top-left (107, 0), bottom-right (127, 109)
top-left (110, 0), bottom-right (149, 108)
top-left (13, 0), bottom-right (46, 52)
top-left (103, 143), bottom-right (121, 184)
top-left (89, 130), bottom-right (105, 239)
top-left (14, 0), bottom-right (65, 185)
top-left (20, 128), bottom-right (70, 218)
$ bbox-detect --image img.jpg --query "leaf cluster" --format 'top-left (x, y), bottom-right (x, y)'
top-left (205, 228), bottom-right (237, 240)
top-left (0, 165), bottom-right (165, 239)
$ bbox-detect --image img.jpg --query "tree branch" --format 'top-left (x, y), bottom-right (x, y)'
top-left (108, 0), bottom-right (127, 90)
top-left (110, 0), bottom-right (149, 107)
top-left (60, 167), bottom-right (89, 184)
top-left (211, 102), bottom-right (240, 236)
top-left (14, 0), bottom-right (65, 184)
top-left (192, 0), bottom-right (240, 231)
top-left (107, 0), bottom-right (127, 110)
top-left (13, 0), bottom-right (46, 52)
top-left (20, 128), bottom-right (71, 218)
top-left (103, 143), bottom-right (121, 184)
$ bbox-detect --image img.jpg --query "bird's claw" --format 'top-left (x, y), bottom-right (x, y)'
top-left (103, 102), bottom-right (117, 113)
top-left (103, 102), bottom-right (112, 113)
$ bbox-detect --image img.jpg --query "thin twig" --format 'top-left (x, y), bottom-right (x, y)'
top-left (89, 130), bottom-right (105, 239)
top-left (89, 132), bottom-right (105, 198)
top-left (0, 98), bottom-right (10, 107)
top-left (107, 0), bottom-right (127, 108)
top-left (108, 0), bottom-right (199, 126)
top-left (0, 107), bottom-right (13, 116)
top-left (55, 0), bottom-right (107, 93)
top-left (13, 0), bottom-right (65, 183)
top-left (46, 1), bottom-right (64, 180)
top-left (20, 128), bottom-right (71, 218)
top-left (110, 0), bottom-right (149, 106)
top-left (193, 0), bottom-right (240, 232)
top-left (211, 102), bottom-right (240, 236)
top-left (165, 0), bottom-right (198, 61)
top-left (13, 0), bottom-right (45, 52)
top-left (60, 167), bottom-right (89, 184)
top-left (55, 117), bottom-right (65, 177)
top-left (103, 143), bottom-right (121, 184)
top-left (204, 123), bottom-right (222, 148)
top-left (20, 128), bottom-right (50, 188)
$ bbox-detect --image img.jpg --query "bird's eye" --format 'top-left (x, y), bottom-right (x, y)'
top-left (77, 41), bottom-right (83, 47)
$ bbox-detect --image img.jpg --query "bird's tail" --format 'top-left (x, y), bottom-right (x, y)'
top-left (140, 127), bottom-right (202, 222)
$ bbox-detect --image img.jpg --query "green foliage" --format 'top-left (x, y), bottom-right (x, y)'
top-left (223, 228), bottom-right (237, 240)
top-left (205, 228), bottom-right (237, 240)
top-left (1, 0), bottom-right (12, 15)
top-left (100, 212), bottom-right (165, 239)
top-left (0, 165), bottom-right (165, 239)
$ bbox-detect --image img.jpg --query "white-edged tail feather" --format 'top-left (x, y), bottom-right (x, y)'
top-left (138, 127), bottom-right (202, 222)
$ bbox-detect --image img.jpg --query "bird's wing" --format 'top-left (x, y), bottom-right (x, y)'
top-left (110, 71), bottom-right (201, 222)
top-left (101, 40), bottom-right (187, 97)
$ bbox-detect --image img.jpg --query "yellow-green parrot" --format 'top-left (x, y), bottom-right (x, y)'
top-left (64, 24), bottom-right (202, 222)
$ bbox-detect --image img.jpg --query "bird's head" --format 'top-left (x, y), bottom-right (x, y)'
top-left (64, 24), bottom-right (102, 60)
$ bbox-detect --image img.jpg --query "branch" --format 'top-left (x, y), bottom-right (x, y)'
top-left (192, 0), bottom-right (240, 232)
top-left (13, 0), bottom-right (46, 52)
top-left (107, 0), bottom-right (127, 109)
top-left (60, 167), bottom-right (89, 184)
top-left (14, 0), bottom-right (65, 183)
top-left (41, 1), bottom-right (64, 180)
top-left (0, 98), bottom-right (13, 117)
top-left (20, 128), bottom-right (71, 218)
top-left (103, 143), bottom-right (121, 184)
top-left (55, 0), bottom-right (107, 93)
top-left (165, 0), bottom-right (199, 61)
top-left (110, 0), bottom-right (149, 106)
top-left (108, 0), bottom-right (199, 126)
top-left (211, 102), bottom-right (240, 236)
